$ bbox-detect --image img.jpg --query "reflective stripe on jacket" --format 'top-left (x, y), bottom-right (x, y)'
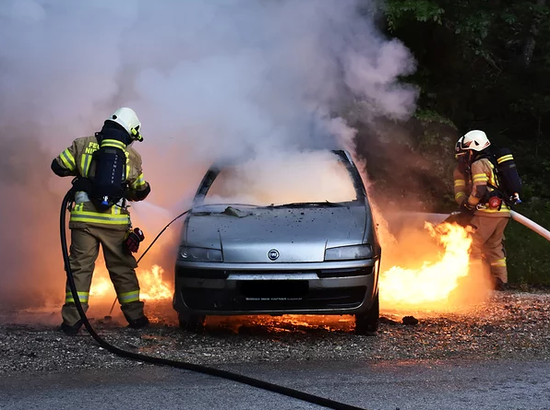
top-left (53, 135), bottom-right (150, 228)
top-left (468, 158), bottom-right (510, 218)
top-left (70, 202), bottom-right (130, 225)
top-left (453, 167), bottom-right (469, 205)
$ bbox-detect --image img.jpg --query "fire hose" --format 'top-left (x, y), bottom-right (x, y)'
top-left (60, 191), bottom-right (367, 410)
top-left (510, 210), bottom-right (550, 242)
top-left (442, 209), bottom-right (550, 243)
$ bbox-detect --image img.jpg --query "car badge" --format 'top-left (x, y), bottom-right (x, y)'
top-left (268, 249), bottom-right (280, 261)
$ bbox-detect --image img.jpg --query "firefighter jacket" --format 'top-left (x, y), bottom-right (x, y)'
top-left (453, 157), bottom-right (510, 218)
top-left (52, 135), bottom-right (151, 229)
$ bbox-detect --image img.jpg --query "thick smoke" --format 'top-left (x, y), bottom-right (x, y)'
top-left (0, 0), bottom-right (417, 307)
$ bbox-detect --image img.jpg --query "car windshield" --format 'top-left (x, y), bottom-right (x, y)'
top-left (203, 151), bottom-right (359, 207)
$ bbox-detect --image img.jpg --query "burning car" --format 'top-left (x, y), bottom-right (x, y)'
top-left (172, 150), bottom-right (381, 334)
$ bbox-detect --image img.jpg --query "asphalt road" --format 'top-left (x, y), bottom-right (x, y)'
top-left (1, 358), bottom-right (549, 410)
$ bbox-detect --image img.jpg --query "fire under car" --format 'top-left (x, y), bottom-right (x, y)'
top-left (172, 149), bottom-right (381, 335)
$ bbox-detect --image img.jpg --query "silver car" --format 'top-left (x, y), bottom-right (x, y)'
top-left (173, 150), bottom-right (381, 334)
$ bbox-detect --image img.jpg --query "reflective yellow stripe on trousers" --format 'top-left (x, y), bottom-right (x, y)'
top-left (118, 290), bottom-right (140, 304)
top-left (65, 291), bottom-right (89, 304)
top-left (490, 258), bottom-right (507, 267)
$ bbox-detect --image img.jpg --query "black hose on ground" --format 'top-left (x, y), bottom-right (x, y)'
top-left (60, 191), bottom-right (367, 410)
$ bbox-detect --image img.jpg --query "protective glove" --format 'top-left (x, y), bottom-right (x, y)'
top-left (124, 227), bottom-right (145, 254)
top-left (459, 201), bottom-right (476, 214)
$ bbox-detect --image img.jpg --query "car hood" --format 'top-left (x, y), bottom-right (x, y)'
top-left (183, 205), bottom-right (368, 263)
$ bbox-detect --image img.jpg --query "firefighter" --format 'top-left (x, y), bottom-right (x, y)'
top-left (52, 107), bottom-right (152, 335)
top-left (453, 130), bottom-right (510, 291)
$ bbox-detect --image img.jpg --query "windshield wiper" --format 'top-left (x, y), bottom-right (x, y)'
top-left (270, 201), bottom-right (344, 208)
top-left (194, 203), bottom-right (260, 209)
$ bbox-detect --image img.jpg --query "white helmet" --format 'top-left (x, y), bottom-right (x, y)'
top-left (107, 107), bottom-right (143, 142)
top-left (459, 130), bottom-right (490, 152)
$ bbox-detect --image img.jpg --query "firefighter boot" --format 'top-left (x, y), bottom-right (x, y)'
top-left (60, 320), bottom-right (83, 336)
top-left (494, 278), bottom-right (509, 291)
top-left (127, 315), bottom-right (150, 329)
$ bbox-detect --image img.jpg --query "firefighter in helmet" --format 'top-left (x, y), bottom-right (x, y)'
top-left (52, 107), bottom-right (152, 335)
top-left (453, 130), bottom-right (510, 291)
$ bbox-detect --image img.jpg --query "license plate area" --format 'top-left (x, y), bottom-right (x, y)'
top-left (240, 280), bottom-right (308, 300)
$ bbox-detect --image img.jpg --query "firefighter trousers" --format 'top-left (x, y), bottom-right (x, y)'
top-left (62, 225), bottom-right (145, 326)
top-left (469, 215), bottom-right (509, 283)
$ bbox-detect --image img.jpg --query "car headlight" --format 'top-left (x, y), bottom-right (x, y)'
top-left (179, 246), bottom-right (223, 262)
top-left (324, 244), bottom-right (373, 261)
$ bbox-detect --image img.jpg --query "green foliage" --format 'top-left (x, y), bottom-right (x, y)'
top-left (385, 0), bottom-right (444, 31)
top-left (414, 109), bottom-right (457, 128)
top-left (383, 0), bottom-right (550, 128)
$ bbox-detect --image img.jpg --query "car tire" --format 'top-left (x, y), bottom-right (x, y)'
top-left (178, 312), bottom-right (206, 332)
top-left (355, 292), bottom-right (379, 335)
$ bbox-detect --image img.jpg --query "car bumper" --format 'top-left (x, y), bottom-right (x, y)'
top-left (173, 259), bottom-right (379, 316)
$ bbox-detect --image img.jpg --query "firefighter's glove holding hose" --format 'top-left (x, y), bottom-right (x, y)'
top-left (459, 201), bottom-right (475, 214)
top-left (124, 228), bottom-right (145, 254)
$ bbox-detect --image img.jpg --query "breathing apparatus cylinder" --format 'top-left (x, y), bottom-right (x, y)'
top-left (90, 130), bottom-right (128, 212)
top-left (495, 148), bottom-right (522, 204)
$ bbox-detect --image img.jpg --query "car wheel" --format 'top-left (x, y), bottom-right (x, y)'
top-left (355, 292), bottom-right (379, 335)
top-left (178, 312), bottom-right (206, 332)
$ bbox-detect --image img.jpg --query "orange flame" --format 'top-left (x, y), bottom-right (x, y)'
top-left (138, 265), bottom-right (173, 301)
top-left (89, 275), bottom-right (112, 297)
top-left (379, 222), bottom-right (473, 310)
top-left (89, 264), bottom-right (173, 302)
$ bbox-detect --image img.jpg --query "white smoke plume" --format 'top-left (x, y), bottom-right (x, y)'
top-left (0, 0), bottom-right (417, 307)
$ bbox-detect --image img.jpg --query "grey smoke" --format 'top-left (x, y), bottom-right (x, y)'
top-left (0, 0), bottom-right (417, 307)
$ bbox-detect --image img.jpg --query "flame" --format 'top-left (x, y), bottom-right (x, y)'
top-left (379, 222), bottom-right (473, 310)
top-left (89, 276), bottom-right (112, 297)
top-left (89, 264), bottom-right (173, 302)
top-left (138, 265), bottom-right (173, 301)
